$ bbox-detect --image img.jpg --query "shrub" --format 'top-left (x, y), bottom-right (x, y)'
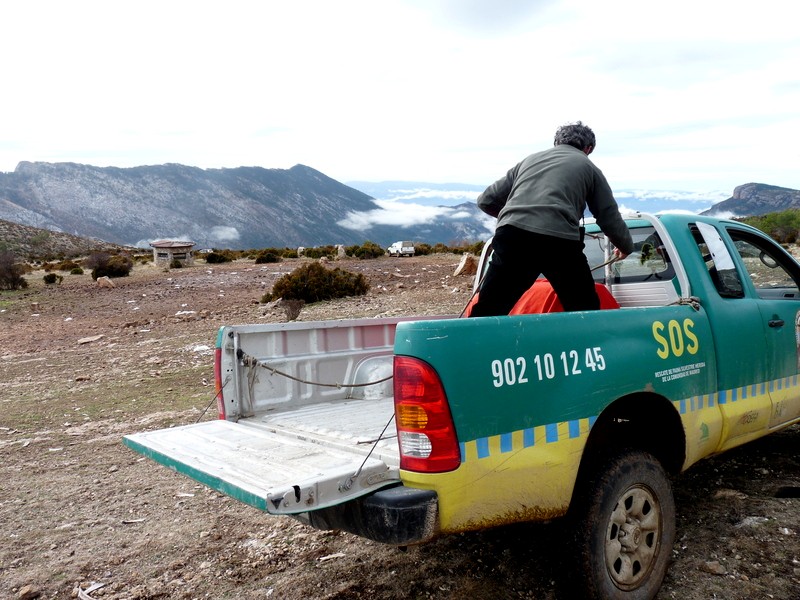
top-left (43, 259), bottom-right (82, 272)
top-left (262, 262), bottom-right (369, 304)
top-left (170, 258), bottom-right (184, 269)
top-left (86, 252), bottom-right (133, 280)
top-left (466, 240), bottom-right (485, 255)
top-left (346, 241), bottom-right (384, 259)
top-left (414, 243), bottom-right (432, 256)
top-left (70, 267), bottom-right (84, 275)
top-left (0, 251), bottom-right (28, 290)
top-left (43, 273), bottom-right (63, 284)
top-left (255, 251), bottom-right (282, 264)
top-left (204, 251), bottom-right (232, 264)
top-left (303, 246), bottom-right (336, 260)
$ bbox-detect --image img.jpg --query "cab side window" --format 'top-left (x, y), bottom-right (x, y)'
top-left (727, 229), bottom-right (800, 300)
top-left (692, 223), bottom-right (744, 298)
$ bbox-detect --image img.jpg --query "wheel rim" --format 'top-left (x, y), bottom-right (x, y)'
top-left (604, 483), bottom-right (662, 591)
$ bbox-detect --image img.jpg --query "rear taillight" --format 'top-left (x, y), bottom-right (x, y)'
top-left (393, 356), bottom-right (460, 472)
top-left (214, 347), bottom-right (225, 420)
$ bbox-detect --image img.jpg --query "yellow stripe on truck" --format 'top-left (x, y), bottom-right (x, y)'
top-left (400, 418), bottom-right (593, 533)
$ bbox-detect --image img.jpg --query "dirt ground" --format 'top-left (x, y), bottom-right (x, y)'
top-left (1, 254), bottom-right (798, 600)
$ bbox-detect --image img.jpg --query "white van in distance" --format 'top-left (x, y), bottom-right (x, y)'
top-left (387, 241), bottom-right (415, 257)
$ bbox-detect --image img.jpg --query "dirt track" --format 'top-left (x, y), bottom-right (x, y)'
top-left (1, 255), bottom-right (798, 599)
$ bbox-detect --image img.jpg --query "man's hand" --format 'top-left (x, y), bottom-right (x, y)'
top-left (613, 248), bottom-right (629, 260)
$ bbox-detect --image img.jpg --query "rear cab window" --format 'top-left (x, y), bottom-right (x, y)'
top-left (584, 223), bottom-right (676, 285)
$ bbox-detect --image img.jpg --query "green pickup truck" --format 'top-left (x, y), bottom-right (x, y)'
top-left (125, 213), bottom-right (800, 599)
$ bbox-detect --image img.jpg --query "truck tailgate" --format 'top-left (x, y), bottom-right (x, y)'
top-left (124, 397), bottom-right (400, 515)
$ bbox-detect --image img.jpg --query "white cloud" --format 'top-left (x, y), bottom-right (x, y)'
top-left (209, 226), bottom-right (240, 243)
top-left (338, 200), bottom-right (467, 231)
top-left (377, 189), bottom-right (482, 203)
top-left (0, 1), bottom-right (798, 195)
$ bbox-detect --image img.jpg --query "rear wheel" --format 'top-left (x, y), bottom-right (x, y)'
top-left (571, 450), bottom-right (675, 600)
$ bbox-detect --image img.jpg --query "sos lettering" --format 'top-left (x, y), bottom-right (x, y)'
top-left (652, 319), bottom-right (699, 359)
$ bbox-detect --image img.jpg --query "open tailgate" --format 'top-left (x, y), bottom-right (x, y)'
top-left (123, 418), bottom-right (401, 515)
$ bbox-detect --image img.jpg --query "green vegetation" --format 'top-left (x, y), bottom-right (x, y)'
top-left (739, 209), bottom-right (800, 244)
top-left (262, 262), bottom-right (369, 304)
top-left (345, 241), bottom-right (384, 259)
top-left (43, 273), bottom-right (63, 285)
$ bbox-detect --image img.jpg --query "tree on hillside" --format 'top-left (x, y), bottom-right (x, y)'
top-left (0, 251), bottom-right (29, 290)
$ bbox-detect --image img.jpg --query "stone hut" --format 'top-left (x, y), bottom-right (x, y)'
top-left (150, 239), bottom-right (196, 267)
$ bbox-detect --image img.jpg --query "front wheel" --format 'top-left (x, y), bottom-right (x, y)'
top-left (570, 450), bottom-right (675, 600)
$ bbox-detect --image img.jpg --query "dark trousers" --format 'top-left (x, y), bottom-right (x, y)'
top-left (469, 225), bottom-right (600, 317)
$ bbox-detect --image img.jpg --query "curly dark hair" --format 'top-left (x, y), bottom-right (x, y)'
top-left (553, 121), bottom-right (596, 152)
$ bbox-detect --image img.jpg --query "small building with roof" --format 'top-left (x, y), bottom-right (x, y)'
top-left (149, 239), bottom-right (196, 267)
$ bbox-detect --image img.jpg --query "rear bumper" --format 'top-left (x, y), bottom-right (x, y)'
top-left (303, 485), bottom-right (438, 545)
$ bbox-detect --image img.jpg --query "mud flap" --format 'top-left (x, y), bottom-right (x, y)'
top-left (306, 485), bottom-right (439, 545)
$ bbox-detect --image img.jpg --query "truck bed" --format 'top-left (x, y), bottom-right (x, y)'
top-left (124, 317), bottom-right (449, 515)
top-left (125, 399), bottom-right (399, 514)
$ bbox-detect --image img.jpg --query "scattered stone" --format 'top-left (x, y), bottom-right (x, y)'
top-left (701, 560), bottom-right (727, 575)
top-left (735, 516), bottom-right (770, 528)
top-left (454, 253), bottom-right (478, 276)
top-left (96, 276), bottom-right (115, 288)
top-left (16, 585), bottom-right (41, 600)
top-left (77, 335), bottom-right (105, 345)
top-left (713, 488), bottom-right (747, 500)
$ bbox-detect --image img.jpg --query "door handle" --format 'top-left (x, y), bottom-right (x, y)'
top-left (769, 319), bottom-right (785, 328)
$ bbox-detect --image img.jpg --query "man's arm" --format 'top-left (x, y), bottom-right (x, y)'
top-left (587, 168), bottom-right (634, 255)
top-left (477, 165), bottom-right (518, 218)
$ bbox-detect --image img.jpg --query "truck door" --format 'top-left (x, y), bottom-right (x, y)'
top-left (693, 222), bottom-right (775, 449)
top-left (722, 226), bottom-right (800, 429)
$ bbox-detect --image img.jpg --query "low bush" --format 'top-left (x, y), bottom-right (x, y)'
top-left (170, 259), bottom-right (184, 269)
top-left (204, 251), bottom-right (233, 264)
top-left (414, 243), bottom-right (432, 256)
top-left (43, 273), bottom-right (63, 285)
top-left (70, 267), bottom-right (84, 275)
top-left (0, 251), bottom-right (28, 290)
top-left (303, 246), bottom-right (336, 260)
top-left (262, 262), bottom-right (369, 304)
top-left (255, 251), bottom-right (282, 264)
top-left (346, 241), bottom-right (384, 259)
top-left (86, 252), bottom-right (133, 280)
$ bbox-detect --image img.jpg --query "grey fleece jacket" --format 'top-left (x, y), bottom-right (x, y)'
top-left (477, 145), bottom-right (634, 254)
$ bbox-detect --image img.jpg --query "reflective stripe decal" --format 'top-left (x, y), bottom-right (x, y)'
top-left (461, 418), bottom-right (594, 463)
top-left (458, 375), bottom-right (799, 464)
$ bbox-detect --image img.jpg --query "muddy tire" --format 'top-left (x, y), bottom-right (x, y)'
top-left (571, 450), bottom-right (675, 600)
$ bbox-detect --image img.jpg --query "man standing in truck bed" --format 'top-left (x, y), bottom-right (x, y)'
top-left (470, 121), bottom-right (634, 317)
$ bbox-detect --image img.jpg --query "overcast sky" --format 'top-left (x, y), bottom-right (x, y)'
top-left (2, 0), bottom-right (798, 196)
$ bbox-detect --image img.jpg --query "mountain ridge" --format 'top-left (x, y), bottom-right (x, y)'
top-left (0, 161), bottom-right (797, 249)
top-left (0, 162), bottom-right (490, 248)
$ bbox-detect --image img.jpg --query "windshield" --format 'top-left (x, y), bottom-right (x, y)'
top-left (585, 226), bottom-right (676, 284)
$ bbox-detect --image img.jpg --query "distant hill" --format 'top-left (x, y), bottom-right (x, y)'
top-left (701, 183), bottom-right (800, 217)
top-left (0, 162), bottom-right (491, 249)
top-left (0, 218), bottom-right (129, 259)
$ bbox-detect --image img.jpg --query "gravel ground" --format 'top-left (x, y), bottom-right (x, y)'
top-left (1, 254), bottom-right (798, 600)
